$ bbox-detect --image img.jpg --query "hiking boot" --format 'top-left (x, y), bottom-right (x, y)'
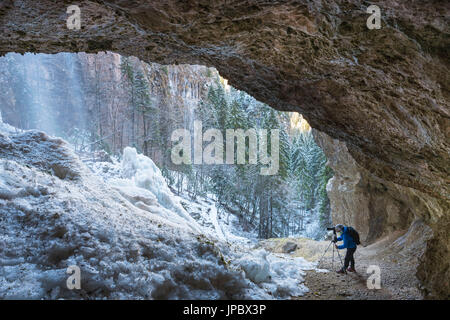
top-left (336, 268), bottom-right (346, 274)
top-left (347, 267), bottom-right (356, 273)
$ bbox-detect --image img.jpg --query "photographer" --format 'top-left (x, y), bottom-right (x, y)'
top-left (333, 224), bottom-right (357, 273)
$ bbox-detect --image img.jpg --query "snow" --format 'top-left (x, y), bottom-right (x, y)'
top-left (264, 254), bottom-right (315, 297)
top-left (302, 211), bottom-right (323, 240)
top-left (234, 250), bottom-right (271, 284)
top-left (232, 250), bottom-right (315, 298)
top-left (208, 202), bottom-right (226, 241)
top-left (176, 194), bottom-right (258, 245)
top-left (0, 112), bottom-right (18, 135)
top-left (0, 116), bottom-right (321, 300)
top-left (0, 148), bottom-right (253, 299)
top-left (113, 147), bottom-right (203, 234)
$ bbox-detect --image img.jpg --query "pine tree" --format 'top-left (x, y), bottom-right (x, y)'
top-left (120, 57), bottom-right (136, 147)
top-left (133, 69), bottom-right (154, 155)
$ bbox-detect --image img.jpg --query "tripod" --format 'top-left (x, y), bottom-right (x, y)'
top-left (317, 238), bottom-right (346, 273)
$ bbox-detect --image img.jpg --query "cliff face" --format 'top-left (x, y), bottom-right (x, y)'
top-left (314, 130), bottom-right (449, 299)
top-left (0, 52), bottom-right (219, 164)
top-left (0, 0), bottom-right (448, 297)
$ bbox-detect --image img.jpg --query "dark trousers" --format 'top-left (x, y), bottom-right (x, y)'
top-left (344, 247), bottom-right (356, 269)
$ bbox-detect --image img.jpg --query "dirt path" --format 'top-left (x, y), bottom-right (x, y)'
top-left (294, 249), bottom-right (418, 300)
top-left (259, 234), bottom-right (423, 300)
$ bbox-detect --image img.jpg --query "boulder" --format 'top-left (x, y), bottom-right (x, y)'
top-left (282, 241), bottom-right (298, 254)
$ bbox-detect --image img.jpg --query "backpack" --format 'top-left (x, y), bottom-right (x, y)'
top-left (347, 226), bottom-right (361, 245)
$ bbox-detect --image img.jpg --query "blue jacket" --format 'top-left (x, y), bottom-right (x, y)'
top-left (336, 226), bottom-right (357, 249)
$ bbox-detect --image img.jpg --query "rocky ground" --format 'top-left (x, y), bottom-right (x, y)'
top-left (260, 235), bottom-right (423, 300)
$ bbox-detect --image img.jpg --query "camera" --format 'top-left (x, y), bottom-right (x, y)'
top-left (327, 227), bottom-right (336, 232)
top-left (327, 227), bottom-right (338, 242)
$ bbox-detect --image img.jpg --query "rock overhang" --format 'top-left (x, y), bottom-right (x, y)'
top-left (0, 0), bottom-right (449, 299)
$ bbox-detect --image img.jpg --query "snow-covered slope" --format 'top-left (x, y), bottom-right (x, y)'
top-left (0, 119), bottom-right (320, 299)
top-left (176, 195), bottom-right (258, 246)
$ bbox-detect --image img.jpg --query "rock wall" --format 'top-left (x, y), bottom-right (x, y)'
top-left (313, 129), bottom-right (449, 299)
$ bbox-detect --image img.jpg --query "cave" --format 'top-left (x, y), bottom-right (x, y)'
top-left (0, 1), bottom-right (448, 299)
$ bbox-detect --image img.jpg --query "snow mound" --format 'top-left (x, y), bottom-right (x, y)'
top-left (0, 130), bottom-right (260, 299)
top-left (234, 250), bottom-right (271, 284)
top-left (232, 250), bottom-right (315, 298)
